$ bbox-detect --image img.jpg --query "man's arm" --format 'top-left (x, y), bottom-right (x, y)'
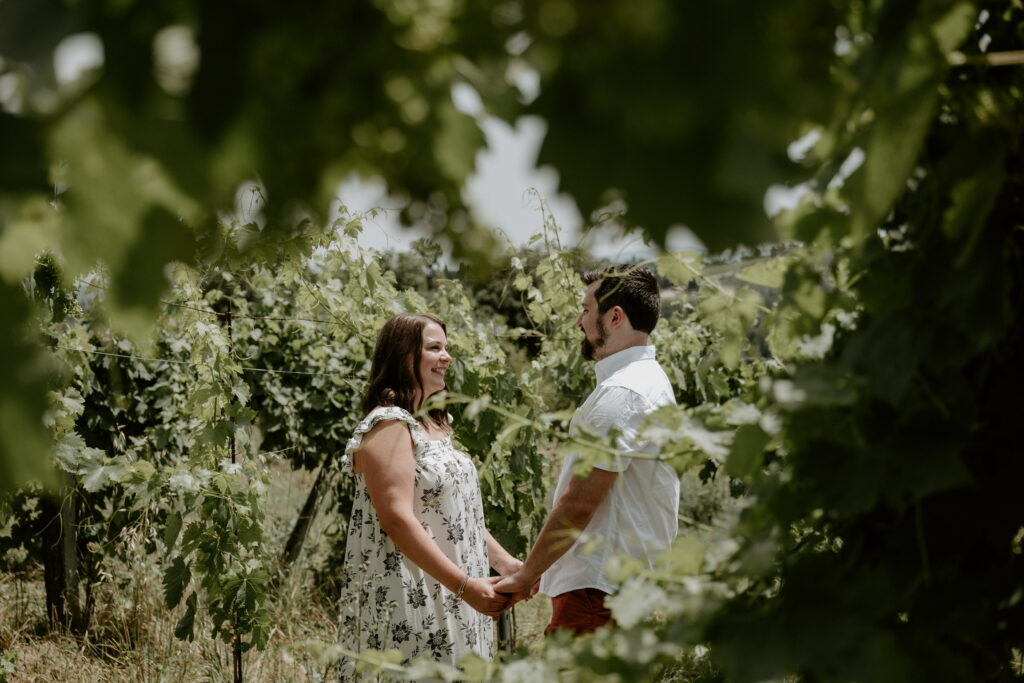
top-left (493, 467), bottom-right (618, 599)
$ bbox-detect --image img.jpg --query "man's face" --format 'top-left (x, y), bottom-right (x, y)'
top-left (576, 281), bottom-right (608, 361)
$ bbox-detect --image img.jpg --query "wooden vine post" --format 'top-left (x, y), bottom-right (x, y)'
top-left (496, 608), bottom-right (514, 654)
top-left (226, 296), bottom-right (243, 683)
top-left (40, 470), bottom-right (83, 633)
top-left (278, 450), bottom-right (333, 572)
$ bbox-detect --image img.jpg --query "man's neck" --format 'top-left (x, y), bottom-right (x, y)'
top-left (593, 333), bottom-right (650, 361)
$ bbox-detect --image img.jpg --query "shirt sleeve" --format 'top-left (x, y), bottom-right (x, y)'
top-left (573, 385), bottom-right (653, 473)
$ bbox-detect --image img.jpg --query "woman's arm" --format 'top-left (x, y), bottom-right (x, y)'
top-left (357, 420), bottom-right (509, 616)
top-left (485, 531), bottom-right (521, 577)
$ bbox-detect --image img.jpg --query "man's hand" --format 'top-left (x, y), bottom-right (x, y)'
top-left (493, 570), bottom-right (540, 603)
top-left (463, 576), bottom-right (514, 618)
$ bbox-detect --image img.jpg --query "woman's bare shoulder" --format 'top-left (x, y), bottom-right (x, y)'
top-left (353, 418), bottom-right (416, 470)
top-left (361, 417), bottom-right (412, 443)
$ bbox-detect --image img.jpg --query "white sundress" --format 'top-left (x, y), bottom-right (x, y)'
top-left (337, 406), bottom-right (494, 680)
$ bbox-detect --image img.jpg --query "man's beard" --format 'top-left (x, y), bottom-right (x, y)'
top-left (580, 319), bottom-right (607, 361)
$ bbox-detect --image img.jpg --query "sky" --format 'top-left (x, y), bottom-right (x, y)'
top-left (335, 111), bottom-right (710, 262)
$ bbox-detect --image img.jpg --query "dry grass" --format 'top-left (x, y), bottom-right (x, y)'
top-left (0, 462), bottom-right (551, 682)
top-left (508, 594), bottom-right (551, 653)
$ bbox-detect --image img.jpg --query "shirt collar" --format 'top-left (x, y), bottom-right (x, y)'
top-left (594, 345), bottom-right (657, 384)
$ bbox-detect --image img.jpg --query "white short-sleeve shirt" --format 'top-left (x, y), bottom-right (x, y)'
top-left (540, 345), bottom-right (680, 598)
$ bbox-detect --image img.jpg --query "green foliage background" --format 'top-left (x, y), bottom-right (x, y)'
top-left (1, 0), bottom-right (1023, 680)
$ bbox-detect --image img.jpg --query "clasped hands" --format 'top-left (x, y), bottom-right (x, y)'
top-left (463, 564), bottom-right (540, 618)
top-left (494, 570), bottom-right (540, 604)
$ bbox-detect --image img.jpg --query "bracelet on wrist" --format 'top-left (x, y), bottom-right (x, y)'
top-left (455, 574), bottom-right (469, 600)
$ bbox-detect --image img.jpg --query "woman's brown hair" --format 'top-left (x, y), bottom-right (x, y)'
top-left (361, 313), bottom-right (449, 429)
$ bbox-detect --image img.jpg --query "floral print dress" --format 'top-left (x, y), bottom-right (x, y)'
top-left (337, 407), bottom-right (493, 680)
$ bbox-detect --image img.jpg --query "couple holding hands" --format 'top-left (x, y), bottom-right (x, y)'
top-left (337, 265), bottom-right (680, 678)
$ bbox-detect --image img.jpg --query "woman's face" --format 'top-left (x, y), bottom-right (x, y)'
top-left (418, 321), bottom-right (450, 398)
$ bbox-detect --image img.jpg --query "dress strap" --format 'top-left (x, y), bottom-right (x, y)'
top-left (339, 406), bottom-right (425, 474)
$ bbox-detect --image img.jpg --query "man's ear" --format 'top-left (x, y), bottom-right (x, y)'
top-left (609, 306), bottom-right (626, 329)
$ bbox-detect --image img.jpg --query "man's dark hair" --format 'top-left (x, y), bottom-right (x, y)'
top-left (582, 264), bottom-right (661, 333)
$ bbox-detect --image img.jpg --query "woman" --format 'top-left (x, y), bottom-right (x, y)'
top-left (337, 313), bottom-right (519, 679)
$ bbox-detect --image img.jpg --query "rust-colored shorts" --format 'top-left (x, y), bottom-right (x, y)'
top-left (545, 588), bottom-right (613, 636)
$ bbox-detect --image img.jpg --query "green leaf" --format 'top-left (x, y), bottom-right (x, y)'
top-left (231, 378), bottom-right (251, 405)
top-left (0, 113), bottom-right (49, 193)
top-left (530, 0), bottom-right (840, 248)
top-left (606, 577), bottom-right (669, 628)
top-left (163, 555), bottom-right (191, 609)
top-left (112, 205), bottom-right (195, 311)
top-left (0, 281), bottom-right (53, 493)
top-left (726, 424), bottom-right (770, 479)
top-left (846, 2), bottom-right (974, 243)
top-left (736, 258), bottom-right (788, 289)
top-left (456, 652), bottom-right (495, 681)
top-left (658, 533), bottom-right (705, 575)
top-left (0, 197), bottom-right (59, 282)
top-left (930, 2), bottom-right (975, 55)
top-left (249, 608), bottom-right (272, 651)
top-left (657, 252), bottom-right (703, 287)
top-left (163, 511), bottom-right (183, 553)
top-left (789, 277), bottom-right (826, 319)
top-left (941, 143), bottom-right (1004, 266)
top-left (433, 101), bottom-right (485, 186)
top-left (174, 592), bottom-right (197, 642)
top-left (81, 463), bottom-right (115, 492)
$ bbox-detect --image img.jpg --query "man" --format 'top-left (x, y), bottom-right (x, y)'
top-left (494, 264), bottom-right (679, 635)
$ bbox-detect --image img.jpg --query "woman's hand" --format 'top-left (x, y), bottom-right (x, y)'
top-left (486, 531), bottom-right (522, 577)
top-left (461, 576), bottom-right (512, 618)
